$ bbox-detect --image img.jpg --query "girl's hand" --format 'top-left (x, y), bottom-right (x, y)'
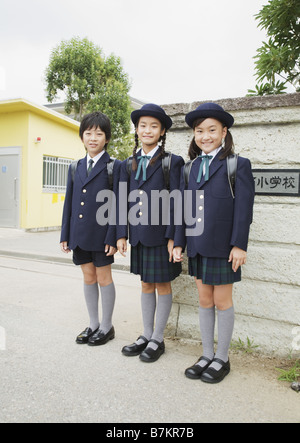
top-left (117, 238), bottom-right (127, 257)
top-left (105, 245), bottom-right (117, 256)
top-left (167, 239), bottom-right (174, 262)
top-left (173, 246), bottom-right (183, 263)
top-left (60, 241), bottom-right (70, 254)
top-left (228, 246), bottom-right (247, 272)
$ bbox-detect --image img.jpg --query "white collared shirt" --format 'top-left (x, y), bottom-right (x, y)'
top-left (202, 146), bottom-right (222, 176)
top-left (87, 150), bottom-right (105, 171)
top-left (139, 145), bottom-right (160, 168)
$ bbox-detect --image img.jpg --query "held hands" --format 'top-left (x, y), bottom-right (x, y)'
top-left (172, 246), bottom-right (184, 263)
top-left (228, 246), bottom-right (247, 272)
top-left (117, 238), bottom-right (127, 257)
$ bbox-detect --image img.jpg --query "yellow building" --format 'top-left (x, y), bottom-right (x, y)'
top-left (0, 98), bottom-right (85, 230)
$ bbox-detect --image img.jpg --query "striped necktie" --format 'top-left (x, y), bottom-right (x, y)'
top-left (87, 159), bottom-right (94, 177)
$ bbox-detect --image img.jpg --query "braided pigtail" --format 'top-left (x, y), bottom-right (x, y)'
top-left (150, 132), bottom-right (167, 166)
top-left (131, 131), bottom-right (139, 171)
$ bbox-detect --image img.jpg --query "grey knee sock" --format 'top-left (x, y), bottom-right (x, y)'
top-left (148, 293), bottom-right (173, 350)
top-left (196, 306), bottom-right (216, 368)
top-left (84, 283), bottom-right (100, 332)
top-left (209, 306), bottom-right (235, 372)
top-left (99, 282), bottom-right (116, 334)
top-left (136, 292), bottom-right (156, 345)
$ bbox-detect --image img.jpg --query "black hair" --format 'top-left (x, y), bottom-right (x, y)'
top-left (131, 118), bottom-right (167, 171)
top-left (188, 117), bottom-right (234, 161)
top-left (79, 112), bottom-right (111, 150)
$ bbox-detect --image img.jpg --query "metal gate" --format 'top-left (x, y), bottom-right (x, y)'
top-left (0, 147), bottom-right (21, 228)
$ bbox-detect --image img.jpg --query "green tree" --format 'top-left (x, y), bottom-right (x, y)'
top-left (45, 37), bottom-right (133, 159)
top-left (248, 0), bottom-right (300, 96)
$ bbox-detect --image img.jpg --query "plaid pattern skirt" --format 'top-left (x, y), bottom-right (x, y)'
top-left (131, 243), bottom-right (182, 283)
top-left (188, 255), bottom-right (241, 285)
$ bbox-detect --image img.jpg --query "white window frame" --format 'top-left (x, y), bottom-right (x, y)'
top-left (43, 156), bottom-right (72, 192)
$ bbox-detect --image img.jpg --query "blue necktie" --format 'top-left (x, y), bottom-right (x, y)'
top-left (197, 155), bottom-right (213, 183)
top-left (135, 155), bottom-right (151, 181)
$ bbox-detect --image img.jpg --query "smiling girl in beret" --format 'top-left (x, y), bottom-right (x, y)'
top-left (173, 102), bottom-right (255, 383)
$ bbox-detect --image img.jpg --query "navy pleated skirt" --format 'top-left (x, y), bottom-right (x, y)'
top-left (188, 254), bottom-right (241, 285)
top-left (131, 242), bottom-right (182, 283)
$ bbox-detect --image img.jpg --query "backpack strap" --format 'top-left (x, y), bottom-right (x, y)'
top-left (107, 158), bottom-right (116, 191)
top-left (183, 160), bottom-right (193, 188)
top-left (162, 151), bottom-right (172, 191)
top-left (126, 156), bottom-right (134, 177)
top-left (227, 154), bottom-right (239, 198)
top-left (71, 160), bottom-right (79, 183)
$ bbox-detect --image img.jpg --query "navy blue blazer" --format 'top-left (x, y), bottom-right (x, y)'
top-left (116, 148), bottom-right (185, 247)
top-left (174, 151), bottom-right (255, 258)
top-left (60, 151), bottom-right (121, 251)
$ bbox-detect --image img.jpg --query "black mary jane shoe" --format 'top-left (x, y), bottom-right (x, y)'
top-left (122, 336), bottom-right (149, 357)
top-left (76, 327), bottom-right (99, 344)
top-left (185, 356), bottom-right (213, 380)
top-left (139, 339), bottom-right (165, 363)
top-left (200, 358), bottom-right (230, 384)
top-left (88, 326), bottom-right (115, 346)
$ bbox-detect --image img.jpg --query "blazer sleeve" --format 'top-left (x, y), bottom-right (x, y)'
top-left (60, 164), bottom-right (74, 244)
top-left (230, 157), bottom-right (255, 251)
top-left (165, 154), bottom-right (185, 240)
top-left (116, 159), bottom-right (130, 241)
top-left (173, 164), bottom-right (187, 250)
top-left (104, 159), bottom-right (121, 247)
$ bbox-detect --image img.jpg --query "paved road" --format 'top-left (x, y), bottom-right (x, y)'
top-left (0, 252), bottom-right (299, 423)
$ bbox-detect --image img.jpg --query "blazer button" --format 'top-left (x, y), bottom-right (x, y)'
top-left (139, 212), bottom-right (143, 216)
top-left (199, 206), bottom-right (203, 210)
top-left (199, 195), bottom-right (204, 199)
top-left (81, 202), bottom-right (85, 206)
top-left (79, 214), bottom-right (83, 219)
top-left (139, 202), bottom-right (143, 206)
top-left (197, 218), bottom-right (202, 222)
top-left (83, 189), bottom-right (87, 193)
top-left (139, 190), bottom-right (143, 195)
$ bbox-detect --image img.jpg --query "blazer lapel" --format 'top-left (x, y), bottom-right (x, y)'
top-left (84, 151), bottom-right (109, 185)
top-left (191, 150), bottom-right (224, 189)
top-left (136, 148), bottom-right (162, 188)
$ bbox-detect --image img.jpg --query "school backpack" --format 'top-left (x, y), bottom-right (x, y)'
top-left (126, 151), bottom-right (172, 191)
top-left (183, 153), bottom-right (239, 198)
top-left (70, 158), bottom-right (116, 190)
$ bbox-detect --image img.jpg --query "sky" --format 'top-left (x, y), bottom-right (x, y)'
top-left (0, 0), bottom-right (270, 107)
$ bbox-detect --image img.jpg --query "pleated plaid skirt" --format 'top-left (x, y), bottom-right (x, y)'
top-left (188, 255), bottom-right (241, 285)
top-left (131, 242), bottom-right (182, 283)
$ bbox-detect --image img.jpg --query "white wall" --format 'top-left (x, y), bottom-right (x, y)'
top-left (163, 93), bottom-right (300, 356)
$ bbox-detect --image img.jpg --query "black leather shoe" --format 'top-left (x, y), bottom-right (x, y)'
top-left (122, 336), bottom-right (149, 356)
top-left (88, 326), bottom-right (115, 346)
top-left (200, 358), bottom-right (230, 384)
top-left (185, 356), bottom-right (213, 379)
top-left (76, 327), bottom-right (98, 344)
top-left (139, 339), bottom-right (165, 363)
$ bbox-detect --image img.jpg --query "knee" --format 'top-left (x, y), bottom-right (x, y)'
top-left (142, 282), bottom-right (156, 293)
top-left (156, 282), bottom-right (172, 295)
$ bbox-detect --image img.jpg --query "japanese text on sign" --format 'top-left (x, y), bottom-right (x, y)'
top-left (252, 170), bottom-right (300, 196)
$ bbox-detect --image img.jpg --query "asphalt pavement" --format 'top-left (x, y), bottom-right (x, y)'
top-left (0, 228), bottom-right (299, 424)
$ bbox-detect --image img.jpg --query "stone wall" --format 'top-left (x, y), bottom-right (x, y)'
top-left (163, 93), bottom-right (300, 356)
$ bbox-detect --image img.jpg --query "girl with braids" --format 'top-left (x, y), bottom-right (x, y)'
top-left (173, 103), bottom-right (255, 383)
top-left (117, 104), bottom-right (184, 362)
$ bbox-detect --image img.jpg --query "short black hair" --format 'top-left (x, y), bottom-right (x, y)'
top-left (79, 112), bottom-right (111, 149)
